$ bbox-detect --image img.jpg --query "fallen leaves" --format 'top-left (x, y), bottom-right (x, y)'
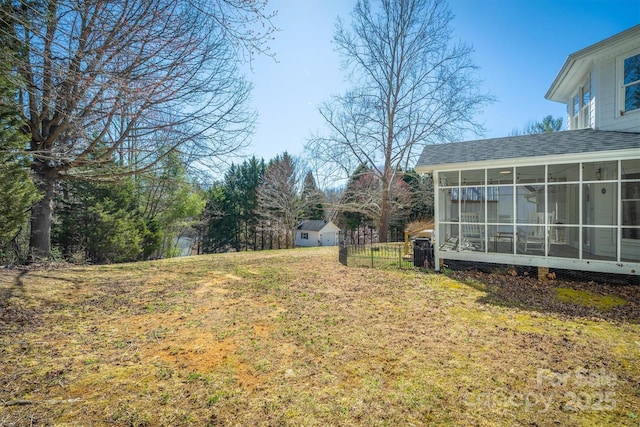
top-left (447, 268), bottom-right (639, 323)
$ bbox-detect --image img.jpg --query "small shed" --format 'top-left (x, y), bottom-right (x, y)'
top-left (295, 220), bottom-right (341, 247)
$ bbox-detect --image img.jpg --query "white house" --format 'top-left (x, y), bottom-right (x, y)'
top-left (295, 220), bottom-right (341, 247)
top-left (415, 25), bottom-right (640, 277)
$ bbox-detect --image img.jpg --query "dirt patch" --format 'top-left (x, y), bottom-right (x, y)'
top-left (193, 279), bottom-right (230, 296)
top-left (145, 331), bottom-right (234, 370)
top-left (252, 323), bottom-right (272, 338)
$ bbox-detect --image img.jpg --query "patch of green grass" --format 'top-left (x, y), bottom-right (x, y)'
top-left (555, 287), bottom-right (627, 311)
top-left (207, 391), bottom-right (223, 406)
top-left (159, 391), bottom-right (170, 405)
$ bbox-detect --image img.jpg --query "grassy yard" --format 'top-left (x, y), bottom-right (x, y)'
top-left (1, 247), bottom-right (638, 426)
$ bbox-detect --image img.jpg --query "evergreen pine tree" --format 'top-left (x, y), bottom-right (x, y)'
top-left (0, 28), bottom-right (40, 260)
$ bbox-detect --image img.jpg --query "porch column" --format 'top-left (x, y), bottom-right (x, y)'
top-left (433, 171), bottom-right (441, 272)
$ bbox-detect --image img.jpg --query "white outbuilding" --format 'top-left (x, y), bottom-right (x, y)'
top-left (295, 220), bottom-right (341, 247)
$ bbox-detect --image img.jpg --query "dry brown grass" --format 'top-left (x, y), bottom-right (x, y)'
top-left (1, 247), bottom-right (639, 426)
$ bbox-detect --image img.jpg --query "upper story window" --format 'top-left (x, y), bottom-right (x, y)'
top-left (569, 78), bottom-right (591, 129)
top-left (622, 52), bottom-right (640, 113)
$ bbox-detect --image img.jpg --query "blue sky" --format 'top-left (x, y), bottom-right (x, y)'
top-left (241, 0), bottom-right (639, 164)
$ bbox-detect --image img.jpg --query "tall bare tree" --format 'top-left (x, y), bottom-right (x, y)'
top-left (258, 152), bottom-right (300, 249)
top-left (307, 0), bottom-right (493, 242)
top-left (340, 165), bottom-right (412, 235)
top-left (1, 0), bottom-right (275, 258)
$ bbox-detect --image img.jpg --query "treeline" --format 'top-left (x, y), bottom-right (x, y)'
top-left (1, 150), bottom-right (205, 264)
top-left (1, 146), bottom-right (433, 264)
top-left (201, 155), bottom-right (434, 254)
top-left (0, 0), bottom-right (278, 262)
top-left (203, 153), bottom-right (325, 252)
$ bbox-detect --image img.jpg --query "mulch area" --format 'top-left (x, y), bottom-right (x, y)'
top-left (446, 268), bottom-right (640, 324)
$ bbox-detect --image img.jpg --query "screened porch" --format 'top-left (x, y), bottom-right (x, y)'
top-left (435, 158), bottom-right (640, 273)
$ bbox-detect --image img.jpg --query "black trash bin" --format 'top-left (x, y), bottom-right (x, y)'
top-left (413, 237), bottom-right (433, 268)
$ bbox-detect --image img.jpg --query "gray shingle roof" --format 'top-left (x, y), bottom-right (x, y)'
top-left (416, 129), bottom-right (640, 169)
top-left (297, 220), bottom-right (330, 232)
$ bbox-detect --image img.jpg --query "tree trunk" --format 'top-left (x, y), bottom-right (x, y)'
top-left (379, 183), bottom-right (390, 243)
top-left (29, 167), bottom-right (55, 260)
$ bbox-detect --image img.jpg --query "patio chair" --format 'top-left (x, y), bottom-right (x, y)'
top-left (460, 212), bottom-right (485, 251)
top-left (521, 212), bottom-right (551, 254)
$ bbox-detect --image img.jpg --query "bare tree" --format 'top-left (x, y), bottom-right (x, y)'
top-left (258, 152), bottom-right (300, 249)
top-left (1, 0), bottom-right (275, 258)
top-left (307, 0), bottom-right (493, 242)
top-left (321, 187), bottom-right (344, 224)
top-left (340, 166), bottom-right (412, 234)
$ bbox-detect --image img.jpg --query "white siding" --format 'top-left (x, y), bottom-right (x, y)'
top-left (295, 222), bottom-right (341, 247)
top-left (595, 60), bottom-right (615, 129)
top-left (553, 29), bottom-right (640, 133)
top-left (595, 51), bottom-right (640, 132)
top-left (569, 57), bottom-right (640, 132)
top-left (296, 230), bottom-right (320, 247)
top-left (319, 232), bottom-right (339, 246)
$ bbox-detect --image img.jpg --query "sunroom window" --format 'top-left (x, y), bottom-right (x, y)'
top-left (436, 159), bottom-right (640, 263)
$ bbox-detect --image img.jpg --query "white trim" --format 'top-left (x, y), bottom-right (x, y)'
top-left (439, 251), bottom-right (639, 276)
top-left (434, 170), bottom-right (441, 271)
top-left (416, 148), bottom-right (640, 174)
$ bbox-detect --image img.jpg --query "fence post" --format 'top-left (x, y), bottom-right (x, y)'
top-left (370, 244), bottom-right (374, 268)
top-left (339, 245), bottom-right (348, 266)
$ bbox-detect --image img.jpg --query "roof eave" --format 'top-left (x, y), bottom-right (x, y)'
top-left (416, 147), bottom-right (640, 173)
top-left (545, 57), bottom-right (574, 102)
top-left (545, 25), bottom-right (640, 102)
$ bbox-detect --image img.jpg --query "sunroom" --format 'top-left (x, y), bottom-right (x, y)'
top-left (414, 129), bottom-right (640, 276)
